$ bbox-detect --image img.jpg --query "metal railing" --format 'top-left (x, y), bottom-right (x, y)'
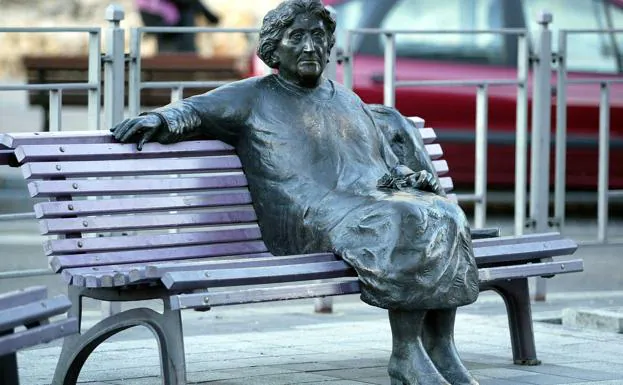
top-left (341, 28), bottom-right (531, 231)
top-left (0, 27), bottom-right (102, 132)
top-left (554, 28), bottom-right (623, 246)
top-left (127, 25), bottom-right (261, 116)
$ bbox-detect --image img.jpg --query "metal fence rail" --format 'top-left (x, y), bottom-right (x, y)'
top-left (341, 27), bottom-right (531, 231)
top-left (0, 27), bottom-right (102, 132)
top-left (555, 28), bottom-right (623, 246)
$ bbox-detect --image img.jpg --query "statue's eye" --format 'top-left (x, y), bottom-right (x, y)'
top-left (290, 32), bottom-right (303, 42)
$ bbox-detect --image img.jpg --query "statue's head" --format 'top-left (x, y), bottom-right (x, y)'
top-left (258, 0), bottom-right (336, 87)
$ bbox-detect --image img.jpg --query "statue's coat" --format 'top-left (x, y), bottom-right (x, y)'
top-left (150, 75), bottom-right (479, 310)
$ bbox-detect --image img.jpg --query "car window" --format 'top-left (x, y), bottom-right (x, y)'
top-left (378, 0), bottom-right (507, 65)
top-left (523, 0), bottom-right (621, 73)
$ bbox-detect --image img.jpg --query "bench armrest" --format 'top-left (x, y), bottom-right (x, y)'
top-left (470, 227), bottom-right (501, 239)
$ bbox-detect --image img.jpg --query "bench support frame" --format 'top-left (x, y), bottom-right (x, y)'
top-left (53, 286), bottom-right (186, 385)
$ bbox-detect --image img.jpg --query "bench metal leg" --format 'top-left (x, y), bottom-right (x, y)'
top-left (0, 352), bottom-right (19, 385)
top-left (488, 278), bottom-right (541, 366)
top-left (53, 290), bottom-right (186, 385)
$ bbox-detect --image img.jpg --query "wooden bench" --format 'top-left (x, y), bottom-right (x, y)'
top-left (22, 54), bottom-right (246, 131)
top-left (0, 286), bottom-right (79, 385)
top-left (0, 122), bottom-right (583, 385)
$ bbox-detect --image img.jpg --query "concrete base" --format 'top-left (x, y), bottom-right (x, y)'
top-left (562, 307), bottom-right (623, 333)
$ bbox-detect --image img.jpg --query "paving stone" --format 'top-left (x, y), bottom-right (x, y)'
top-left (563, 307), bottom-right (623, 333)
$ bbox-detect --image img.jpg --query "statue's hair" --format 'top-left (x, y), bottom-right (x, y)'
top-left (257, 0), bottom-right (336, 69)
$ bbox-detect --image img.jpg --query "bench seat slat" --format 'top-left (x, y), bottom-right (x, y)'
top-left (66, 253), bottom-right (338, 288)
top-left (479, 259), bottom-right (584, 283)
top-left (474, 238), bottom-right (578, 265)
top-left (162, 260), bottom-right (356, 291)
top-left (35, 190), bottom-right (253, 218)
top-left (45, 225), bottom-right (262, 255)
top-left (40, 207), bottom-right (258, 235)
top-left (50, 240), bottom-right (270, 272)
top-left (0, 318), bottom-right (79, 357)
top-left (0, 286), bottom-right (47, 310)
top-left (23, 156), bottom-right (243, 179)
top-left (61, 252), bottom-right (274, 286)
top-left (439, 177), bottom-right (453, 192)
top-left (425, 144), bottom-right (443, 159)
top-left (0, 297), bottom-right (72, 333)
top-left (14, 141), bottom-right (235, 163)
top-left (416, 127), bottom-right (436, 144)
top-left (0, 131), bottom-right (113, 148)
top-left (28, 173), bottom-right (247, 197)
top-left (472, 232), bottom-right (564, 248)
top-left (170, 280), bottom-right (363, 310)
top-left (432, 160), bottom-right (449, 176)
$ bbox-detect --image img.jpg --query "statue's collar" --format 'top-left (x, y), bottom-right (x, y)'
top-left (273, 75), bottom-right (335, 102)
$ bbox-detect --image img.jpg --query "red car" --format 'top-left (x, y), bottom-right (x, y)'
top-left (274, 0), bottom-right (623, 190)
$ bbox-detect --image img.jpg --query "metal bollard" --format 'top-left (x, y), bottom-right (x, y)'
top-left (104, 4), bottom-right (126, 129)
top-left (529, 11), bottom-right (553, 301)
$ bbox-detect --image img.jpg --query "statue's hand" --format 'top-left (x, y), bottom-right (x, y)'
top-left (407, 170), bottom-right (443, 195)
top-left (110, 114), bottom-right (164, 151)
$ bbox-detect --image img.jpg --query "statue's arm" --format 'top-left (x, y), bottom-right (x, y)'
top-left (148, 79), bottom-right (256, 144)
top-left (112, 79), bottom-right (256, 148)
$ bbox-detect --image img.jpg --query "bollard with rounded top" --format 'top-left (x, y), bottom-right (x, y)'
top-left (536, 10), bottom-right (553, 26)
top-left (104, 4), bottom-right (126, 131)
top-left (529, 9), bottom-right (553, 302)
top-left (105, 4), bottom-right (125, 24)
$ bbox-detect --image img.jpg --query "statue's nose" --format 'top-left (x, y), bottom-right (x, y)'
top-left (302, 35), bottom-right (314, 52)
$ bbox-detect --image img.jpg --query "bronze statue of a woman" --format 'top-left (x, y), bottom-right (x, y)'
top-left (111, 1), bottom-right (480, 383)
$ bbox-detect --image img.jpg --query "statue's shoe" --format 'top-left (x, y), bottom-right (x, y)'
top-left (388, 355), bottom-right (450, 385)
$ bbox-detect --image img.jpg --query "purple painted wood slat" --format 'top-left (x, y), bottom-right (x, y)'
top-left (66, 253), bottom-right (337, 288)
top-left (49, 240), bottom-right (269, 272)
top-left (28, 173), bottom-right (247, 198)
top-left (40, 207), bottom-right (258, 235)
top-left (45, 225), bottom-right (262, 255)
top-left (34, 190), bottom-right (252, 218)
top-left (473, 232), bottom-right (563, 248)
top-left (170, 280), bottom-right (362, 310)
top-left (0, 130), bottom-right (113, 148)
top-left (0, 297), bottom-right (72, 333)
top-left (474, 238), bottom-right (578, 265)
top-left (139, 253), bottom-right (339, 281)
top-left (14, 140), bottom-right (234, 163)
top-left (479, 259), bottom-right (584, 283)
top-left (162, 260), bottom-right (356, 291)
top-left (418, 128), bottom-right (436, 144)
top-left (425, 144), bottom-right (443, 160)
top-left (432, 160), bottom-right (448, 176)
top-left (439, 177), bottom-right (453, 192)
top-left (0, 286), bottom-right (47, 310)
top-left (22, 156), bottom-right (243, 179)
top-left (0, 318), bottom-right (79, 357)
top-left (62, 252), bottom-right (274, 287)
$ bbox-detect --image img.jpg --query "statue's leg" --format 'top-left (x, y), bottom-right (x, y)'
top-left (422, 308), bottom-right (478, 385)
top-left (388, 309), bottom-right (450, 385)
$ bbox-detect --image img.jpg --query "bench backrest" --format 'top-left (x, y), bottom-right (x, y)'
top-left (1, 123), bottom-right (453, 282)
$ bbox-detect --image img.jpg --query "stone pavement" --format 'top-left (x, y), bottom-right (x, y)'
top-left (15, 293), bottom-right (623, 385)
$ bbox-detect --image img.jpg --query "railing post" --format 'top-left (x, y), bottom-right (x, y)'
top-left (343, 30), bottom-right (353, 90)
top-left (87, 31), bottom-right (102, 130)
top-left (170, 87), bottom-right (184, 103)
top-left (554, 31), bottom-right (568, 231)
top-left (474, 84), bottom-right (488, 228)
top-left (104, 4), bottom-right (126, 129)
top-left (597, 82), bottom-right (610, 243)
top-left (129, 28), bottom-right (142, 116)
top-left (514, 33), bottom-right (529, 236)
top-left (529, 11), bottom-right (553, 301)
top-left (383, 33), bottom-right (396, 107)
top-left (49, 89), bottom-right (63, 132)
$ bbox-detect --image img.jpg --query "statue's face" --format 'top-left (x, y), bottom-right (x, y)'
top-left (274, 13), bottom-right (330, 87)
